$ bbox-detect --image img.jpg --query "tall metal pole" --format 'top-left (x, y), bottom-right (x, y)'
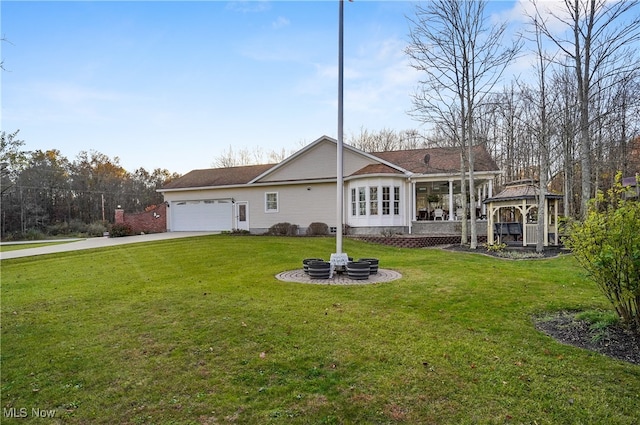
top-left (336, 0), bottom-right (345, 255)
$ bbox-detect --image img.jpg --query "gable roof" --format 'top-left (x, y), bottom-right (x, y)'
top-left (160, 137), bottom-right (501, 191)
top-left (249, 135), bottom-right (407, 183)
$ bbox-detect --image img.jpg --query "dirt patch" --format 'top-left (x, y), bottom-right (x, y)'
top-left (534, 311), bottom-right (640, 365)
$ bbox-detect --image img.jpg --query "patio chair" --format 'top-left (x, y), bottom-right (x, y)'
top-left (433, 208), bottom-right (445, 220)
top-left (455, 208), bottom-right (464, 220)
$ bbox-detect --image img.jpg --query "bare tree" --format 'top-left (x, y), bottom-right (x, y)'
top-left (347, 127), bottom-right (427, 152)
top-left (1, 130), bottom-right (27, 195)
top-left (212, 145), bottom-right (296, 168)
top-left (406, 0), bottom-right (521, 248)
top-left (1, 36), bottom-right (10, 71)
top-left (212, 145), bottom-right (257, 168)
top-left (547, 65), bottom-right (581, 216)
top-left (531, 0), bottom-right (640, 216)
top-left (526, 19), bottom-right (553, 253)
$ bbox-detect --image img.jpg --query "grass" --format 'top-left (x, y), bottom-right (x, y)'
top-left (0, 241), bottom-right (74, 252)
top-left (1, 235), bottom-right (639, 424)
top-left (575, 310), bottom-right (622, 343)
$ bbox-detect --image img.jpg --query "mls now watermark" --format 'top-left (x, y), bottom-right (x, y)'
top-left (3, 407), bottom-right (57, 418)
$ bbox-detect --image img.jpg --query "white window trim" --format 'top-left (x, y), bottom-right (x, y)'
top-left (265, 192), bottom-right (279, 213)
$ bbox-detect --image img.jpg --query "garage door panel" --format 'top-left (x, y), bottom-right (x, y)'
top-left (172, 200), bottom-right (232, 231)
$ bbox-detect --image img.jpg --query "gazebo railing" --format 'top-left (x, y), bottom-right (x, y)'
top-left (525, 224), bottom-right (538, 245)
top-left (524, 223), bottom-right (558, 246)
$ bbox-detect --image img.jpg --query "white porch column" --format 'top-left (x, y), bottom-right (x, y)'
top-left (488, 178), bottom-right (493, 198)
top-left (521, 199), bottom-right (527, 246)
top-left (481, 183), bottom-right (487, 217)
top-left (554, 199), bottom-right (559, 245)
top-left (448, 179), bottom-right (455, 221)
top-left (544, 198), bottom-right (549, 246)
top-left (411, 181), bottom-right (416, 226)
top-left (487, 203), bottom-right (494, 244)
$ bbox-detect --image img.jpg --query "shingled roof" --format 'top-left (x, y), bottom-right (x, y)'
top-left (162, 163), bottom-right (276, 189)
top-left (161, 141), bottom-right (500, 190)
top-left (371, 144), bottom-right (498, 174)
top-left (349, 163), bottom-right (405, 176)
top-left (484, 180), bottom-right (563, 203)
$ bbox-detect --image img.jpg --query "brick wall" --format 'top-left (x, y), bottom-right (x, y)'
top-left (114, 204), bottom-right (167, 234)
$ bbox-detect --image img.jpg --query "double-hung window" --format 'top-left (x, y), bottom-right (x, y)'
top-left (382, 187), bottom-right (390, 215)
top-left (265, 192), bottom-right (278, 212)
top-left (393, 186), bottom-right (400, 215)
top-left (351, 188), bottom-right (357, 216)
top-left (358, 187), bottom-right (366, 216)
top-left (369, 187), bottom-right (378, 215)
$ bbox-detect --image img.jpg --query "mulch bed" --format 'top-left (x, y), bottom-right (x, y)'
top-left (442, 244), bottom-right (639, 365)
top-left (441, 243), bottom-right (567, 258)
top-left (534, 311), bottom-right (640, 365)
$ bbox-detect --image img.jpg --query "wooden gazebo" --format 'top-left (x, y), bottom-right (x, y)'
top-left (484, 180), bottom-right (563, 247)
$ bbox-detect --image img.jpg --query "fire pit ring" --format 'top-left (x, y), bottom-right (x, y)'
top-left (275, 268), bottom-right (402, 285)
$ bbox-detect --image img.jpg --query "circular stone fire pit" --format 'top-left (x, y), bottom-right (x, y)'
top-left (275, 268), bottom-right (402, 285)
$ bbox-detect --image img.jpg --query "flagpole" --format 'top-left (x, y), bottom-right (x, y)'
top-left (330, 0), bottom-right (348, 271)
top-left (336, 0), bottom-right (344, 256)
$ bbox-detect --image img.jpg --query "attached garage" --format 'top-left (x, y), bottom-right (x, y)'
top-left (170, 199), bottom-right (233, 231)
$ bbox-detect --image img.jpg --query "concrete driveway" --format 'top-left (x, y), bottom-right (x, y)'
top-left (0, 232), bottom-right (218, 260)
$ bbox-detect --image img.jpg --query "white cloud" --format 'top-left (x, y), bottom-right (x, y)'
top-left (226, 0), bottom-right (271, 14)
top-left (272, 16), bottom-right (290, 29)
top-left (498, 0), bottom-right (577, 34)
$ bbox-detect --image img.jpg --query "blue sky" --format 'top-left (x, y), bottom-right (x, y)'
top-left (2, 1), bottom-right (527, 174)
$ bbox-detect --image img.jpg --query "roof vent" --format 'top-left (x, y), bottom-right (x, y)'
top-left (423, 154), bottom-right (430, 166)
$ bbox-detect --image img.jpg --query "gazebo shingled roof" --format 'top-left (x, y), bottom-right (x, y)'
top-left (484, 180), bottom-right (563, 204)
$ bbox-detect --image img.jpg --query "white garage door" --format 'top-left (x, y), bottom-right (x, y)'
top-left (171, 199), bottom-right (233, 231)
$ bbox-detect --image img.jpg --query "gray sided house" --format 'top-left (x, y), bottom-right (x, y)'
top-left (158, 136), bottom-right (501, 235)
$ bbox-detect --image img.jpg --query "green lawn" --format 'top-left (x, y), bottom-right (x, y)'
top-left (0, 241), bottom-right (73, 252)
top-left (1, 235), bottom-right (638, 424)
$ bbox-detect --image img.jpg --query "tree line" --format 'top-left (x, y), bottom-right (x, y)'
top-left (0, 130), bottom-right (179, 239)
top-left (2, 0), bottom-right (639, 243)
top-left (211, 0), bottom-right (640, 250)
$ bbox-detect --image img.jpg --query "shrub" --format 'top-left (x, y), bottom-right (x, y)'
top-left (225, 229), bottom-right (251, 235)
top-left (68, 219), bottom-right (89, 234)
top-left (109, 223), bottom-right (134, 238)
top-left (380, 228), bottom-right (395, 238)
top-left (306, 222), bottom-right (329, 236)
top-left (575, 310), bottom-right (621, 343)
top-left (87, 221), bottom-right (108, 237)
top-left (483, 242), bottom-right (506, 252)
top-left (267, 222), bottom-right (299, 236)
top-left (565, 173), bottom-right (640, 330)
top-left (23, 228), bottom-right (46, 241)
top-left (47, 221), bottom-right (70, 236)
